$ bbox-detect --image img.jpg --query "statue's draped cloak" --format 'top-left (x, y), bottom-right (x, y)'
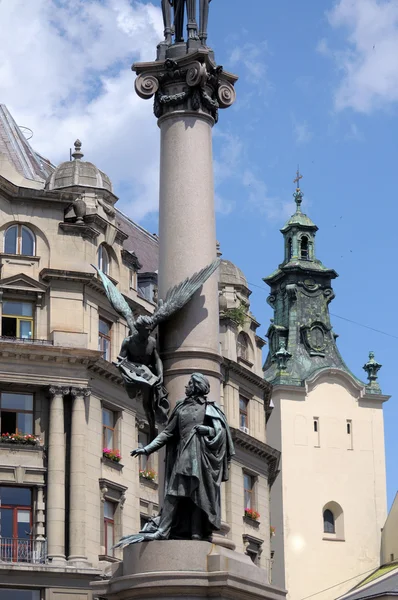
top-left (145, 399), bottom-right (234, 531)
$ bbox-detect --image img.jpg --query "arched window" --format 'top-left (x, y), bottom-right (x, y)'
top-left (300, 236), bottom-right (309, 260)
top-left (237, 332), bottom-right (250, 362)
top-left (98, 245), bottom-right (110, 275)
top-left (323, 509), bottom-right (335, 534)
top-left (4, 225), bottom-right (35, 256)
top-left (287, 238), bottom-right (293, 260)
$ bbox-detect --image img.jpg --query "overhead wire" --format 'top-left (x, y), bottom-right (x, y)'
top-left (246, 281), bottom-right (398, 341)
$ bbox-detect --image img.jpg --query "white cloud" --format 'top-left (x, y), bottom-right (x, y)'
top-left (322, 0), bottom-right (398, 113)
top-left (292, 119), bottom-right (313, 145)
top-left (229, 42), bottom-right (269, 82)
top-left (0, 0), bottom-right (163, 220)
top-left (242, 170), bottom-right (293, 222)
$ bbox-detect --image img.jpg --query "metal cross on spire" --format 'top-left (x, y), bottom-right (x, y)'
top-left (293, 167), bottom-right (303, 190)
top-left (293, 167), bottom-right (303, 212)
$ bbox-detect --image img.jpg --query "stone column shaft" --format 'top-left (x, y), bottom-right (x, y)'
top-left (47, 386), bottom-right (68, 563)
top-left (134, 51), bottom-right (237, 406)
top-left (158, 111), bottom-right (221, 403)
top-left (68, 387), bottom-right (90, 564)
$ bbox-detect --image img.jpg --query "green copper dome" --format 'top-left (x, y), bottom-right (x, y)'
top-left (281, 189), bottom-right (317, 233)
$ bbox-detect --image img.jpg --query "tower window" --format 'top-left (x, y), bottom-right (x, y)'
top-left (288, 238), bottom-right (293, 260)
top-left (346, 420), bottom-right (353, 450)
top-left (323, 509), bottom-right (335, 534)
top-left (300, 236), bottom-right (309, 260)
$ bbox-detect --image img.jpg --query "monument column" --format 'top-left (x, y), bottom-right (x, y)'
top-left (133, 49), bottom-right (237, 404)
top-left (46, 385), bottom-right (69, 563)
top-left (68, 386), bottom-right (91, 564)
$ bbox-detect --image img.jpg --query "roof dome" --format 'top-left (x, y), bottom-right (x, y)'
top-left (220, 259), bottom-right (248, 289)
top-left (45, 140), bottom-right (112, 192)
top-left (280, 188), bottom-right (317, 232)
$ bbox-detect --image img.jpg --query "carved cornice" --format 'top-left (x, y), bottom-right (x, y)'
top-left (133, 50), bottom-right (237, 123)
top-left (40, 268), bottom-right (95, 284)
top-left (121, 249), bottom-right (142, 271)
top-left (222, 357), bottom-right (272, 392)
top-left (231, 428), bottom-right (281, 487)
top-left (58, 222), bottom-right (100, 242)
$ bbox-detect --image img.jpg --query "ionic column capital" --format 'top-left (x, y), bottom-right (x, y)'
top-left (48, 385), bottom-right (70, 398)
top-left (133, 50), bottom-right (237, 124)
top-left (70, 387), bottom-right (91, 398)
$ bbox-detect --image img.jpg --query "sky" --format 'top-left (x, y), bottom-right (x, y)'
top-left (0, 0), bottom-right (398, 507)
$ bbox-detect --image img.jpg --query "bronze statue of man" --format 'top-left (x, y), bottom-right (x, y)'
top-left (161, 0), bottom-right (212, 45)
top-left (128, 374), bottom-right (234, 543)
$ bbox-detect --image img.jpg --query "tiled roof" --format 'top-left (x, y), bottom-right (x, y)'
top-left (116, 210), bottom-right (159, 274)
top-left (0, 104), bottom-right (54, 183)
top-left (340, 565), bottom-right (398, 600)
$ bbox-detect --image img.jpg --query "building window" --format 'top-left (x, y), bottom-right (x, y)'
top-left (4, 225), bottom-right (35, 256)
top-left (102, 408), bottom-right (115, 449)
top-left (244, 473), bottom-right (255, 510)
top-left (313, 417), bottom-right (320, 447)
top-left (130, 269), bottom-right (137, 290)
top-left (239, 397), bottom-right (249, 433)
top-left (323, 509), bottom-right (335, 534)
top-left (300, 236), bottom-right (309, 260)
top-left (346, 420), bottom-right (353, 450)
top-left (98, 318), bottom-right (111, 361)
top-left (103, 500), bottom-right (115, 557)
top-left (0, 393), bottom-right (34, 435)
top-left (2, 301), bottom-right (34, 339)
top-left (98, 245), bottom-right (110, 275)
top-left (237, 332), bottom-right (250, 362)
top-left (287, 237), bottom-right (293, 260)
top-left (0, 591), bottom-right (41, 600)
top-left (0, 487), bottom-right (32, 562)
top-left (138, 430), bottom-right (151, 471)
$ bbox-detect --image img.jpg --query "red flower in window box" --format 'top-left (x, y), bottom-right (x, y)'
top-left (0, 432), bottom-right (40, 446)
top-left (139, 468), bottom-right (157, 482)
top-left (103, 448), bottom-right (121, 463)
top-left (244, 508), bottom-right (260, 521)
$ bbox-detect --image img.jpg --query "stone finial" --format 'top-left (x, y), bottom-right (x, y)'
top-left (72, 139), bottom-right (84, 161)
top-left (275, 339), bottom-right (291, 372)
top-left (293, 188), bottom-right (303, 213)
top-left (216, 241), bottom-right (222, 258)
top-left (363, 351), bottom-right (382, 389)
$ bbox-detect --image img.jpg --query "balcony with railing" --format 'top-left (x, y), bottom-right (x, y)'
top-left (0, 336), bottom-right (54, 346)
top-left (0, 537), bottom-right (47, 564)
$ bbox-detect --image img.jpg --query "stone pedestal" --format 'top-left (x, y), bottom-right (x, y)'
top-left (91, 541), bottom-right (286, 600)
top-left (132, 49), bottom-right (237, 405)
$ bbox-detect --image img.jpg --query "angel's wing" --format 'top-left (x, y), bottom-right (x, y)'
top-left (91, 265), bottom-right (136, 333)
top-left (150, 259), bottom-right (220, 328)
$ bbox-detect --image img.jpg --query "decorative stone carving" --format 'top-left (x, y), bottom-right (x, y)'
top-left (302, 321), bottom-right (330, 357)
top-left (135, 74), bottom-right (160, 100)
top-left (275, 340), bottom-right (291, 372)
top-left (48, 385), bottom-right (70, 398)
top-left (70, 387), bottom-right (91, 398)
top-left (132, 50), bottom-right (238, 123)
top-left (363, 351), bottom-right (382, 393)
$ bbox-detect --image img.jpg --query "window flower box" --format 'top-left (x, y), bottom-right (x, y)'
top-left (270, 526), bottom-right (276, 538)
top-left (139, 468), bottom-right (157, 482)
top-left (0, 433), bottom-right (41, 446)
top-left (103, 448), bottom-right (121, 463)
top-left (244, 508), bottom-right (260, 521)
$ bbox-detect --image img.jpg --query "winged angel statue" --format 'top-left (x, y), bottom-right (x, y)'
top-left (93, 260), bottom-right (220, 441)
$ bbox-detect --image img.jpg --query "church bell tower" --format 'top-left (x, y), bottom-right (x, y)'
top-left (264, 174), bottom-right (389, 600)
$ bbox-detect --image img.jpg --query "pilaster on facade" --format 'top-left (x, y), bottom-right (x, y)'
top-left (47, 385), bottom-right (70, 564)
top-left (69, 386), bottom-right (91, 565)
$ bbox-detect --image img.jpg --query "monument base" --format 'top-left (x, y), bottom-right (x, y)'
top-left (91, 540), bottom-right (286, 600)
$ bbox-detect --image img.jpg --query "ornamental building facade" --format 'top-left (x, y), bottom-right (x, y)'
top-left (0, 104), bottom-right (279, 600)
